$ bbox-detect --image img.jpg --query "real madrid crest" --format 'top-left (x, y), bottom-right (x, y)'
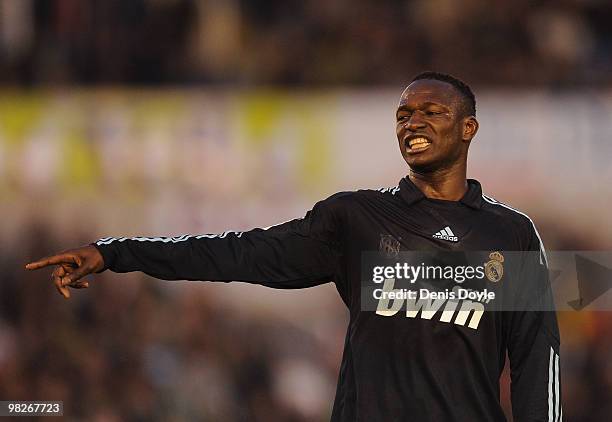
top-left (379, 234), bottom-right (401, 258)
top-left (485, 251), bottom-right (504, 282)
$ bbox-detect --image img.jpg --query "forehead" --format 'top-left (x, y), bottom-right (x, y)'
top-left (398, 79), bottom-right (462, 109)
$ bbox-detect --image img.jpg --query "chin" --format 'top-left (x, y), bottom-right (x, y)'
top-left (405, 156), bottom-right (439, 173)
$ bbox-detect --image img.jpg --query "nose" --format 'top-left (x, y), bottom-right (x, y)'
top-left (406, 111), bottom-right (426, 131)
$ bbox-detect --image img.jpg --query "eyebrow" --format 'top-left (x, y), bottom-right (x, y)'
top-left (396, 102), bottom-right (450, 114)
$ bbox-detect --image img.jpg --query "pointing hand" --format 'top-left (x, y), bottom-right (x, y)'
top-left (25, 245), bottom-right (105, 299)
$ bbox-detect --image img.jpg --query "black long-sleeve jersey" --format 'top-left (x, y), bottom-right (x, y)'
top-left (93, 177), bottom-right (562, 422)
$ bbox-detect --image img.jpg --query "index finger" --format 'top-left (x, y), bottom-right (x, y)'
top-left (25, 254), bottom-right (77, 270)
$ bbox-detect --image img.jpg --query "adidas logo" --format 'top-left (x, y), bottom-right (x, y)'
top-left (432, 226), bottom-right (458, 242)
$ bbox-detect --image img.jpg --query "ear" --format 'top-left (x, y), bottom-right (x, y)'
top-left (462, 116), bottom-right (479, 142)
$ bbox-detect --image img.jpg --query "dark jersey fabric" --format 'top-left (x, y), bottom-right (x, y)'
top-left (94, 177), bottom-right (562, 422)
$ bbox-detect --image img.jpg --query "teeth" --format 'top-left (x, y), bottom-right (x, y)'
top-left (408, 137), bottom-right (430, 148)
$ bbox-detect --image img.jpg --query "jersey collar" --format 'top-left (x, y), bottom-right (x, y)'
top-left (398, 177), bottom-right (483, 209)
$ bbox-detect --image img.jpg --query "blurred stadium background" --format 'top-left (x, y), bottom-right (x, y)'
top-left (1, 1), bottom-right (611, 421)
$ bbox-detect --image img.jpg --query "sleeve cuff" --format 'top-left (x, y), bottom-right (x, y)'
top-left (91, 242), bottom-right (114, 272)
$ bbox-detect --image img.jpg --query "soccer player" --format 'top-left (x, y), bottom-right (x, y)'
top-left (26, 72), bottom-right (562, 421)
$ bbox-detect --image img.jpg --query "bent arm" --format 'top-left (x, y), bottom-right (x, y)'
top-left (508, 224), bottom-right (562, 421)
top-left (508, 310), bottom-right (561, 421)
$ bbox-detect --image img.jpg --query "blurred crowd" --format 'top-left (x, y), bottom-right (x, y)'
top-left (0, 0), bottom-right (611, 86)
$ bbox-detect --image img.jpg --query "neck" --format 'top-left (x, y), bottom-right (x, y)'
top-left (408, 161), bottom-right (468, 201)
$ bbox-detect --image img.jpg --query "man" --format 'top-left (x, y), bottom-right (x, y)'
top-left (27, 72), bottom-right (562, 421)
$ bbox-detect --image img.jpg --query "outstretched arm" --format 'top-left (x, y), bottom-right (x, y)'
top-left (26, 196), bottom-right (345, 298)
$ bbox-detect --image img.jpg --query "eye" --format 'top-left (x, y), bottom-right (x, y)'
top-left (426, 110), bottom-right (442, 116)
top-left (397, 113), bottom-right (411, 121)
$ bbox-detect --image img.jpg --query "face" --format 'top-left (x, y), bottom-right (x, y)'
top-left (396, 79), bottom-right (478, 173)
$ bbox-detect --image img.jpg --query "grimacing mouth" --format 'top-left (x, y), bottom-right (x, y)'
top-left (403, 134), bottom-right (432, 151)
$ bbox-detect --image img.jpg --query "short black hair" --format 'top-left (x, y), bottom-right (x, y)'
top-left (411, 71), bottom-right (476, 117)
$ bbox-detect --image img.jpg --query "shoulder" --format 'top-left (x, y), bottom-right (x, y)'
top-left (312, 185), bottom-right (401, 225)
top-left (480, 193), bottom-right (546, 253)
top-left (318, 184), bottom-right (400, 209)
top-left (480, 193), bottom-right (533, 226)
